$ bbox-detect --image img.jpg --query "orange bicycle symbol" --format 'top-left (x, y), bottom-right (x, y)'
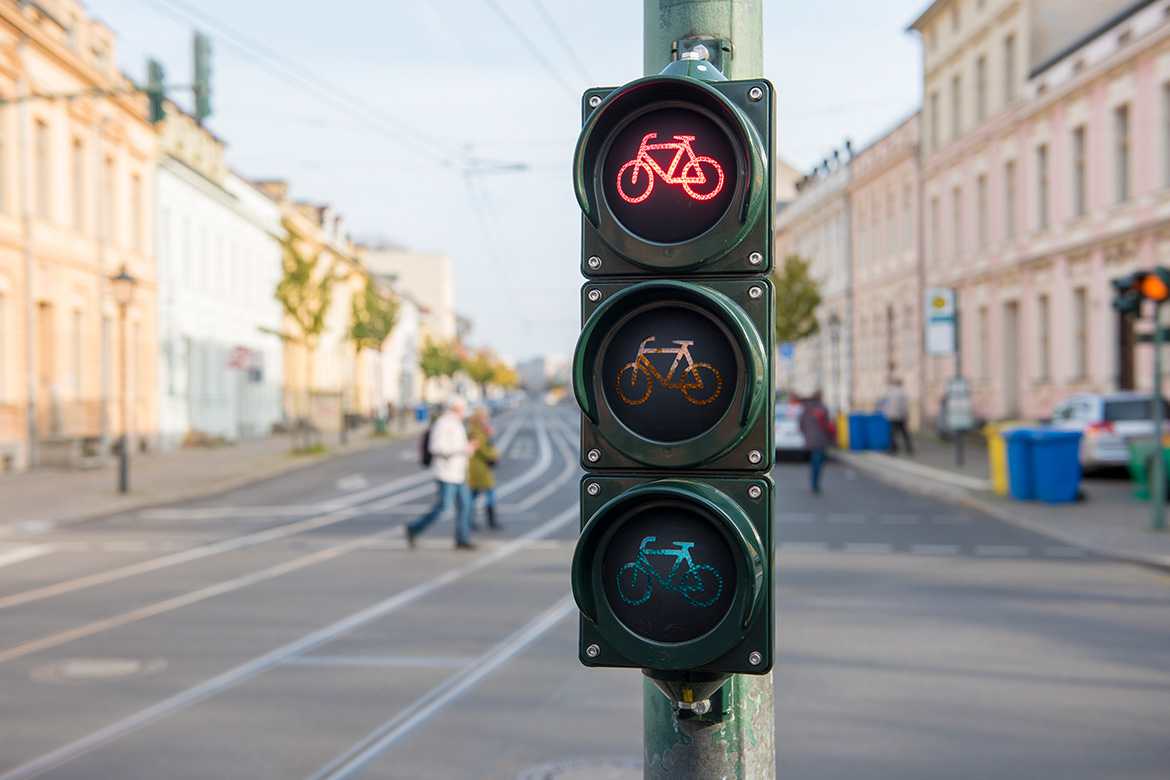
top-left (616, 337), bottom-right (724, 407)
top-left (616, 133), bottom-right (726, 205)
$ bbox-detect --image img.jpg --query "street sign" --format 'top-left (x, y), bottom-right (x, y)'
top-left (925, 288), bottom-right (956, 356)
top-left (945, 377), bottom-right (975, 432)
top-left (779, 342), bottom-right (795, 361)
top-left (571, 63), bottom-right (775, 677)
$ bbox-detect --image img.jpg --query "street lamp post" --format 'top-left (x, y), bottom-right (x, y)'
top-left (829, 313), bottom-right (843, 415)
top-left (110, 266), bottom-right (138, 494)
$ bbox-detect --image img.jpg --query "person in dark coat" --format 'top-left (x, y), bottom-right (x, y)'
top-left (467, 406), bottom-right (501, 530)
top-left (799, 392), bottom-right (835, 494)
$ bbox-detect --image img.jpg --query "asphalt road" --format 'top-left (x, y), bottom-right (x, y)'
top-left (0, 403), bottom-right (1167, 779)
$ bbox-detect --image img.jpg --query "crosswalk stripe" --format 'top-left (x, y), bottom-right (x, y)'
top-left (0, 545), bottom-right (53, 570)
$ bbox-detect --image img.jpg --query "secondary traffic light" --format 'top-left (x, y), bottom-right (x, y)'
top-left (146, 58), bottom-right (166, 124)
top-left (571, 58), bottom-right (775, 682)
top-left (1113, 268), bottom-right (1170, 314)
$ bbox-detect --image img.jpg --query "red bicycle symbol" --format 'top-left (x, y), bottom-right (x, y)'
top-left (616, 133), bottom-right (726, 205)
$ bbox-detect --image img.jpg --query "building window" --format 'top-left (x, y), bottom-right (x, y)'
top-left (887, 192), bottom-right (896, 256)
top-left (976, 174), bottom-right (988, 249)
top-left (1163, 83), bottom-right (1170, 188)
top-left (978, 305), bottom-right (990, 379)
top-left (930, 91), bottom-right (940, 151)
top-left (903, 184), bottom-right (913, 251)
top-left (34, 120), bottom-right (50, 220)
top-left (1036, 144), bottom-right (1049, 231)
top-left (976, 54), bottom-right (988, 123)
top-left (1037, 294), bottom-right (1050, 382)
top-left (71, 308), bottom-right (82, 398)
top-left (930, 195), bottom-right (941, 262)
top-left (951, 74), bottom-right (962, 139)
top-left (952, 186), bottom-right (963, 260)
top-left (0, 293), bottom-right (6, 401)
top-left (131, 174), bottom-right (143, 251)
top-left (1072, 287), bottom-right (1089, 380)
top-left (102, 156), bottom-right (115, 242)
top-left (1004, 160), bottom-right (1017, 240)
top-left (71, 138), bottom-right (84, 232)
top-left (1072, 126), bottom-right (1087, 218)
top-left (1004, 34), bottom-right (1017, 105)
top-left (1115, 104), bottom-right (1131, 203)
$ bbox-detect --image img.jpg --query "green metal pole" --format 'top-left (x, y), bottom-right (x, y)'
top-left (642, 2), bottom-right (775, 778)
top-left (1153, 303), bottom-right (1166, 531)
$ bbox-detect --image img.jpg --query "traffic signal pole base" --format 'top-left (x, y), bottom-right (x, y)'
top-left (643, 671), bottom-right (775, 779)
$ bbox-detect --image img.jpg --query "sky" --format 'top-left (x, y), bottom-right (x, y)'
top-left (85, 0), bottom-right (927, 364)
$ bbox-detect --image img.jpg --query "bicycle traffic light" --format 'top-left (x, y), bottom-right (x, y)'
top-left (571, 59), bottom-right (775, 683)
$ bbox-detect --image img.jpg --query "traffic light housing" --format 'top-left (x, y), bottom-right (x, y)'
top-left (572, 476), bottom-right (772, 674)
top-left (194, 31), bottom-right (213, 124)
top-left (1113, 268), bottom-right (1170, 315)
top-left (146, 58), bottom-right (166, 124)
top-left (571, 62), bottom-right (775, 683)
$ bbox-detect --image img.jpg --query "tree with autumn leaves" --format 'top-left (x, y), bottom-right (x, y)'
top-left (419, 339), bottom-right (519, 401)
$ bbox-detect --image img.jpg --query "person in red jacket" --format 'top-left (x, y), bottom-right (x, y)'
top-left (799, 392), bottom-right (836, 495)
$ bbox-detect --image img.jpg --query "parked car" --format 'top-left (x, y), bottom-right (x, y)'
top-left (775, 400), bottom-right (808, 458)
top-left (1049, 392), bottom-right (1170, 471)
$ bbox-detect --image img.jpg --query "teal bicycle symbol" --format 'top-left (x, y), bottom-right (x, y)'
top-left (616, 536), bottom-right (724, 608)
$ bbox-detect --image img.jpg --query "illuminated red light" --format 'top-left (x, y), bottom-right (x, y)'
top-left (616, 133), bottom-right (726, 204)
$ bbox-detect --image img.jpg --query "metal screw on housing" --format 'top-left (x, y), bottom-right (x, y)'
top-left (748, 251), bottom-right (763, 266)
top-left (588, 95), bottom-right (602, 108)
top-left (586, 482), bottom-right (601, 496)
top-left (748, 485), bottom-right (763, 500)
top-left (748, 450), bottom-right (762, 465)
top-left (679, 44), bottom-right (710, 61)
top-left (587, 289), bottom-right (602, 303)
top-left (748, 650), bottom-right (763, 666)
top-left (748, 286), bottom-right (763, 300)
top-left (748, 86), bottom-right (764, 102)
top-left (587, 449), bottom-right (602, 463)
top-left (586, 644), bottom-right (601, 658)
top-left (587, 255), bottom-right (602, 271)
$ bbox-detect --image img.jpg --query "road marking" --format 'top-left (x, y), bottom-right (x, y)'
top-left (0, 501), bottom-right (580, 780)
top-left (100, 541), bottom-right (149, 553)
top-left (777, 513), bottom-right (816, 525)
top-left (335, 475), bottom-right (369, 492)
top-left (878, 514), bottom-right (920, 525)
top-left (0, 545), bottom-right (53, 570)
top-left (308, 595), bottom-right (576, 780)
top-left (0, 418), bottom-right (568, 663)
top-left (285, 655), bottom-right (474, 670)
top-left (975, 545), bottom-right (1029, 558)
top-left (778, 542), bottom-right (829, 553)
top-left (1043, 546), bottom-right (1088, 559)
top-left (842, 543), bottom-right (893, 554)
top-left (932, 516), bottom-right (970, 526)
top-left (0, 418), bottom-right (526, 612)
top-left (827, 514), bottom-right (866, 524)
top-left (910, 544), bottom-right (960, 556)
top-left (499, 421), bottom-right (580, 512)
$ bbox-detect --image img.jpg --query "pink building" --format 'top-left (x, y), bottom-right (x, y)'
top-left (849, 113), bottom-right (923, 426)
top-left (912, 0), bottom-right (1170, 421)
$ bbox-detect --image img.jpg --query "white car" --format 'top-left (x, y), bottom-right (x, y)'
top-left (1049, 393), bottom-right (1169, 471)
top-left (775, 400), bottom-right (808, 457)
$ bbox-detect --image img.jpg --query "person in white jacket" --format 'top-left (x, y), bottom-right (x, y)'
top-left (406, 398), bottom-right (477, 550)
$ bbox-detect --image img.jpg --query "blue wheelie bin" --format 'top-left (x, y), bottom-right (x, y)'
top-left (866, 414), bottom-right (892, 452)
top-left (1030, 430), bottom-right (1083, 504)
top-left (1005, 428), bottom-right (1037, 501)
top-left (848, 414), bottom-right (870, 451)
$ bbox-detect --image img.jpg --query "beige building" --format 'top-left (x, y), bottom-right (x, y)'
top-left (849, 113), bottom-right (923, 426)
top-left (361, 246), bottom-right (457, 342)
top-left (0, 0), bottom-right (158, 471)
top-left (911, 0), bottom-right (1170, 421)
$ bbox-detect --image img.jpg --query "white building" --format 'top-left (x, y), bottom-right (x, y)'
top-left (367, 278), bottom-right (424, 413)
top-left (154, 106), bottom-right (285, 447)
top-left (775, 146), bottom-right (855, 410)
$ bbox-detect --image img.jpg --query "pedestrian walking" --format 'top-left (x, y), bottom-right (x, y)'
top-left (405, 398), bottom-right (477, 550)
top-left (881, 378), bottom-right (914, 456)
top-left (799, 392), bottom-right (835, 495)
top-left (468, 406), bottom-right (501, 531)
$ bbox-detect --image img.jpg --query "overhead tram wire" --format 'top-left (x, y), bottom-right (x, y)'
top-left (135, 0), bottom-right (456, 168)
top-left (529, 0), bottom-right (594, 85)
top-left (480, 0), bottom-right (579, 99)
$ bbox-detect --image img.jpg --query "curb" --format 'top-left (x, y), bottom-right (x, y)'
top-left (0, 433), bottom-right (406, 534)
top-left (836, 451), bottom-right (1170, 576)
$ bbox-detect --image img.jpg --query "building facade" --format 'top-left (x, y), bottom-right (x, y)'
top-left (912, 0), bottom-right (1170, 421)
top-left (775, 148), bottom-right (854, 412)
top-left (849, 113), bottom-right (924, 426)
top-left (0, 0), bottom-right (158, 471)
top-left (155, 104), bottom-right (284, 447)
top-left (361, 246), bottom-right (458, 343)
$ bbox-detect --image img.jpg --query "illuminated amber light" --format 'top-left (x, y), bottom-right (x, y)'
top-left (616, 133), bottom-right (726, 204)
top-left (1142, 274), bottom-right (1170, 302)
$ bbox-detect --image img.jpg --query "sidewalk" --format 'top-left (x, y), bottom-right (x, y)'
top-left (836, 432), bottom-right (1170, 572)
top-left (0, 427), bottom-right (414, 533)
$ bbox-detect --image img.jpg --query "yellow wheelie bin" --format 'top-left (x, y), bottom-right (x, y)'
top-left (985, 421), bottom-right (1027, 496)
